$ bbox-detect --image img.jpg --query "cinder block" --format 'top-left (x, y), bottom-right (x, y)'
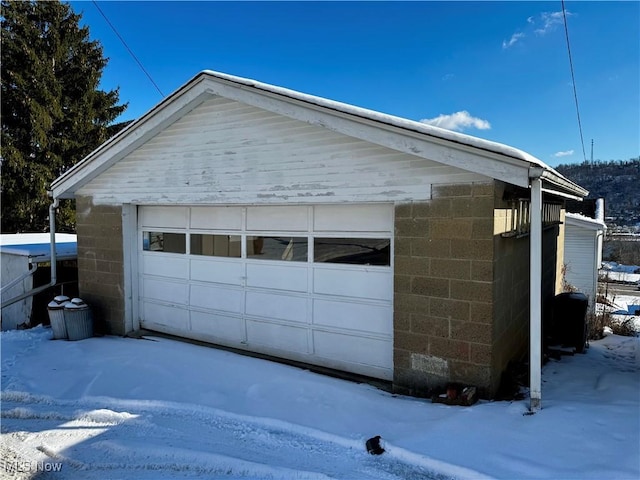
top-left (433, 184), bottom-right (472, 198)
top-left (394, 311), bottom-right (411, 332)
top-left (430, 219), bottom-right (473, 239)
top-left (395, 218), bottom-right (429, 237)
top-left (469, 302), bottom-right (494, 324)
top-left (412, 200), bottom-right (451, 218)
top-left (412, 238), bottom-right (451, 258)
top-left (430, 258), bottom-right (471, 280)
top-left (411, 276), bottom-right (450, 298)
top-left (393, 348), bottom-right (412, 369)
top-left (410, 313), bottom-right (449, 337)
top-left (450, 280), bottom-right (493, 302)
top-left (451, 196), bottom-right (494, 219)
top-left (470, 343), bottom-right (493, 365)
top-left (429, 336), bottom-right (470, 361)
top-left (430, 297), bottom-right (470, 321)
top-left (472, 218), bottom-right (494, 239)
top-left (471, 261), bottom-right (494, 282)
top-left (394, 274), bottom-right (412, 294)
top-left (394, 237), bottom-right (411, 256)
top-left (471, 182), bottom-right (495, 197)
top-left (450, 320), bottom-right (492, 345)
top-left (410, 353), bottom-right (449, 377)
top-left (450, 239), bottom-right (493, 260)
top-left (395, 203), bottom-right (412, 219)
top-left (395, 255), bottom-right (430, 276)
top-left (449, 361), bottom-right (492, 392)
top-left (394, 293), bottom-right (430, 314)
top-left (394, 330), bottom-right (429, 354)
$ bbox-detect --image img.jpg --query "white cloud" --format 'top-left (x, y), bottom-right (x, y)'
top-left (420, 111), bottom-right (491, 132)
top-left (504, 10), bottom-right (573, 49)
top-left (535, 11), bottom-right (570, 35)
top-left (442, 73), bottom-right (455, 81)
top-left (554, 150), bottom-right (575, 158)
top-left (502, 32), bottom-right (525, 49)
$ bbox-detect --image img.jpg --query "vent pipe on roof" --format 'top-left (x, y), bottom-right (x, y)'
top-left (595, 198), bottom-right (605, 223)
top-left (1, 198), bottom-right (59, 309)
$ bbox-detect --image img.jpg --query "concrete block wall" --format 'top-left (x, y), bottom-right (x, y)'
top-left (75, 196), bottom-right (126, 335)
top-left (393, 182), bottom-right (497, 397)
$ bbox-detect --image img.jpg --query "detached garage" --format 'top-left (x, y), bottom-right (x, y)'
top-left (51, 71), bottom-right (587, 398)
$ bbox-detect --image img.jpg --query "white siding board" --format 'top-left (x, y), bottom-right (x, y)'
top-left (79, 97), bottom-right (487, 205)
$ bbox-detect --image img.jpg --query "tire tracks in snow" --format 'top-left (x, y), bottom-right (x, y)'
top-left (0, 391), bottom-right (469, 479)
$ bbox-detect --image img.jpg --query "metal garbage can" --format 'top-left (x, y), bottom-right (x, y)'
top-left (64, 298), bottom-right (93, 341)
top-left (47, 295), bottom-right (70, 340)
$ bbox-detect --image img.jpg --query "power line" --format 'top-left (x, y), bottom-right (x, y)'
top-left (561, 0), bottom-right (587, 162)
top-left (91, 1), bottom-right (165, 98)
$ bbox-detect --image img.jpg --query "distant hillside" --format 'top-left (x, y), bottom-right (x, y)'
top-left (556, 159), bottom-right (640, 228)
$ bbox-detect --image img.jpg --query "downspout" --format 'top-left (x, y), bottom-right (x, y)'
top-left (0, 198), bottom-right (59, 309)
top-left (529, 168), bottom-right (543, 413)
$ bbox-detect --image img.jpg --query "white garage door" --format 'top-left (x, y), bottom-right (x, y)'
top-left (137, 205), bottom-right (393, 380)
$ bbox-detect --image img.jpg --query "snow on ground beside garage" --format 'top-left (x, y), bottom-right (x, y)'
top-left (601, 261), bottom-right (640, 284)
top-left (1, 320), bottom-right (639, 479)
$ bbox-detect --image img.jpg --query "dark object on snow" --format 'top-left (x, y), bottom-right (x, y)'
top-left (432, 384), bottom-right (478, 406)
top-left (365, 435), bottom-right (385, 455)
top-left (552, 292), bottom-right (588, 353)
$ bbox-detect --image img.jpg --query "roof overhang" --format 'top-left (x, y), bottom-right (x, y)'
top-left (51, 70), bottom-right (588, 201)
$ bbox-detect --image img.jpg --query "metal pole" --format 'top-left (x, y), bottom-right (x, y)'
top-left (529, 176), bottom-right (543, 412)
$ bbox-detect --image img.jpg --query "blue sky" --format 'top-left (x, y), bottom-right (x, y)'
top-left (70, 1), bottom-right (639, 167)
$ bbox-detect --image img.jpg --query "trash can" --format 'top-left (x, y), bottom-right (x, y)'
top-left (553, 292), bottom-right (589, 353)
top-left (47, 295), bottom-right (70, 340)
top-left (64, 298), bottom-right (93, 341)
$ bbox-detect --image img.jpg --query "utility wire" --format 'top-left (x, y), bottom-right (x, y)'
top-left (91, 1), bottom-right (165, 98)
top-left (561, 0), bottom-right (587, 162)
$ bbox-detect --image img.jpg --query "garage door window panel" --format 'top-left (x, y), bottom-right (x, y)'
top-left (314, 238), bottom-right (390, 266)
top-left (246, 236), bottom-right (308, 262)
top-left (143, 231), bottom-right (186, 253)
top-left (191, 234), bottom-right (241, 257)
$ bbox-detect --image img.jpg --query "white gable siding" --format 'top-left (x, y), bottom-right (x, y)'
top-left (78, 97), bottom-right (487, 205)
top-left (564, 224), bottom-right (598, 309)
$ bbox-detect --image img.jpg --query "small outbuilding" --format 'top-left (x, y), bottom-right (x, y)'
top-left (564, 208), bottom-right (606, 316)
top-left (50, 71), bottom-right (587, 398)
top-left (1, 233), bottom-right (78, 330)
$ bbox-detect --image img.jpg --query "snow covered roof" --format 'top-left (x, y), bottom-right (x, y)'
top-left (565, 212), bottom-right (607, 230)
top-left (0, 233), bottom-right (77, 262)
top-left (51, 70), bottom-right (588, 200)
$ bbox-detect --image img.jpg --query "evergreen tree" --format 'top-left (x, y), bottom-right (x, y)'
top-left (1, 0), bottom-right (127, 233)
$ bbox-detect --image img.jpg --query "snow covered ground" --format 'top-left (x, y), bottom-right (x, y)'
top-left (1, 317), bottom-right (639, 480)
top-left (600, 261), bottom-right (640, 285)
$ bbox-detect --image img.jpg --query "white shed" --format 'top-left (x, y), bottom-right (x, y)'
top-left (564, 213), bottom-right (606, 314)
top-left (1, 233), bottom-right (77, 330)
